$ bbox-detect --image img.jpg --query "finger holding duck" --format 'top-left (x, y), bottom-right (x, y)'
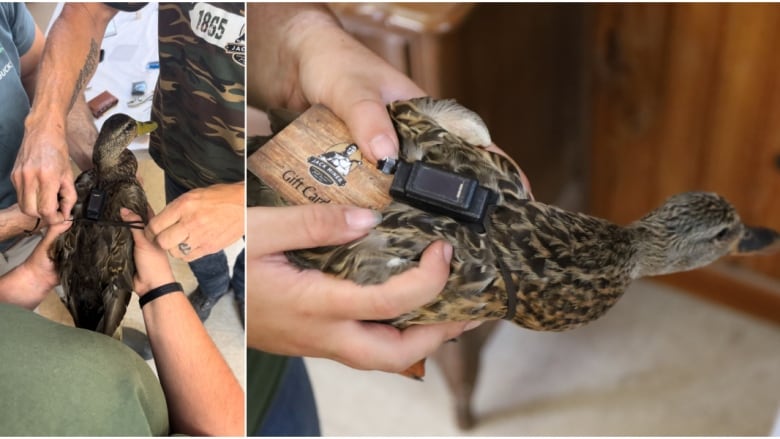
top-left (121, 207), bottom-right (178, 295)
top-left (28, 219), bottom-right (73, 285)
top-left (246, 204), bottom-right (477, 376)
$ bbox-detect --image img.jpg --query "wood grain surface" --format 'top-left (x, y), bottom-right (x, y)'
top-left (248, 105), bottom-right (393, 210)
top-left (590, 4), bottom-right (780, 321)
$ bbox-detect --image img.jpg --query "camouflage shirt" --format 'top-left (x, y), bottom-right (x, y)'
top-left (129, 3), bottom-right (245, 189)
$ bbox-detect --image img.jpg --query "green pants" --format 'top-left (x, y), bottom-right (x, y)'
top-left (0, 303), bottom-right (169, 436)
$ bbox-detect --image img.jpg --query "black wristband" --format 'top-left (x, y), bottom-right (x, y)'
top-left (139, 282), bottom-right (183, 308)
top-left (23, 217), bottom-right (41, 236)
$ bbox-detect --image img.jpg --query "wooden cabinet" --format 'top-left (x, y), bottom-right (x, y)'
top-left (590, 3), bottom-right (780, 321)
top-left (330, 3), bottom-right (473, 97)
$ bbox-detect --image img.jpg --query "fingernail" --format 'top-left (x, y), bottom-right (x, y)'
top-left (464, 321), bottom-right (482, 331)
top-left (120, 208), bottom-right (130, 216)
top-left (442, 241), bottom-right (453, 262)
top-left (369, 134), bottom-right (397, 161)
top-left (345, 208), bottom-right (382, 230)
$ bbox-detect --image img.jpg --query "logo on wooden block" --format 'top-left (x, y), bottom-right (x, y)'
top-left (307, 143), bottom-right (363, 186)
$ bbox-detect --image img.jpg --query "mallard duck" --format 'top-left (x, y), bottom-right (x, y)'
top-left (285, 97), bottom-right (780, 334)
top-left (51, 113), bottom-right (156, 337)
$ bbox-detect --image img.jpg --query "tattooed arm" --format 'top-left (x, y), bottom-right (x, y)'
top-left (19, 18), bottom-right (96, 173)
top-left (13, 3), bottom-right (117, 224)
top-left (66, 93), bottom-right (99, 172)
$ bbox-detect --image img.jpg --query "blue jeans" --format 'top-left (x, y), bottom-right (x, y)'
top-left (255, 357), bottom-right (320, 436)
top-left (164, 175), bottom-right (245, 302)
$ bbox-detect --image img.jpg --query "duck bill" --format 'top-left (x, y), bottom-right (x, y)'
top-left (731, 225), bottom-right (780, 255)
top-left (136, 121), bottom-right (158, 136)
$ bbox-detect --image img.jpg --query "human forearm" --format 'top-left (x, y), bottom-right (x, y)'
top-left (20, 14), bottom-right (96, 172)
top-left (122, 208), bottom-right (243, 435)
top-left (26, 3), bottom-right (115, 128)
top-left (0, 204), bottom-right (40, 242)
top-left (65, 93), bottom-right (97, 171)
top-left (141, 290), bottom-right (244, 436)
top-left (15, 4), bottom-right (116, 223)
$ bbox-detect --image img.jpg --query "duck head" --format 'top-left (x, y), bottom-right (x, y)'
top-left (93, 114), bottom-right (157, 171)
top-left (629, 192), bottom-right (780, 278)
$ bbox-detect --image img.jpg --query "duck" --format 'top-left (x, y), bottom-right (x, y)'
top-left (50, 113), bottom-right (156, 338)
top-left (284, 97), bottom-right (780, 334)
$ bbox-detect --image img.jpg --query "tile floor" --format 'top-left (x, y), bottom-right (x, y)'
top-left (307, 279), bottom-right (780, 436)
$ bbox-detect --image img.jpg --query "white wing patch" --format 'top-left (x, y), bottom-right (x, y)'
top-left (416, 99), bottom-right (492, 146)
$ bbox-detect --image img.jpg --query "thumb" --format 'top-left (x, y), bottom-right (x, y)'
top-left (333, 98), bottom-right (399, 164)
top-left (247, 205), bottom-right (382, 256)
top-left (38, 219), bottom-right (72, 254)
top-left (324, 72), bottom-right (423, 164)
top-left (44, 218), bottom-right (73, 239)
top-left (120, 207), bottom-right (142, 222)
top-left (121, 207), bottom-right (149, 246)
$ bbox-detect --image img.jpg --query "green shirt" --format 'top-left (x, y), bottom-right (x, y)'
top-left (247, 349), bottom-right (288, 434)
top-left (0, 303), bottom-right (168, 436)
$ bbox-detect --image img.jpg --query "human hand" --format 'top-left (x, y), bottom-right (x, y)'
top-left (0, 204), bottom-right (45, 242)
top-left (120, 208), bottom-right (176, 296)
top-left (292, 28), bottom-right (423, 164)
top-left (0, 219), bottom-right (70, 309)
top-left (144, 183), bottom-right (244, 262)
top-left (19, 220), bottom-right (72, 303)
top-left (293, 28), bottom-right (423, 163)
top-left (12, 123), bottom-right (76, 224)
top-left (247, 5), bottom-right (423, 163)
top-left (246, 204), bottom-right (478, 373)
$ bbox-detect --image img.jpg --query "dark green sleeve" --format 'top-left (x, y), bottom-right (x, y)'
top-left (247, 348), bottom-right (288, 434)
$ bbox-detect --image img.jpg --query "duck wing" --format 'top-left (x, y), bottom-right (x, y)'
top-left (95, 177), bottom-right (148, 336)
top-left (51, 169), bottom-right (95, 309)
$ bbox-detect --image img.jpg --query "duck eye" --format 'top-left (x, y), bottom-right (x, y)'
top-left (715, 227), bottom-right (730, 240)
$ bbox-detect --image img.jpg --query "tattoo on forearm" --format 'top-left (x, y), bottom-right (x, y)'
top-left (69, 39), bottom-right (100, 109)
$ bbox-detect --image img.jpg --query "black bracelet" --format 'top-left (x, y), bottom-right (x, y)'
top-left (139, 282), bottom-right (183, 308)
top-left (23, 217), bottom-right (41, 236)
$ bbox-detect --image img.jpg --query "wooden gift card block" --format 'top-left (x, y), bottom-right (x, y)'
top-left (248, 104), bottom-right (393, 210)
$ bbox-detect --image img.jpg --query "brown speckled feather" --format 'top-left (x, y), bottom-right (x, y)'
top-left (284, 97), bottom-right (780, 332)
top-left (51, 115), bottom-right (151, 337)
